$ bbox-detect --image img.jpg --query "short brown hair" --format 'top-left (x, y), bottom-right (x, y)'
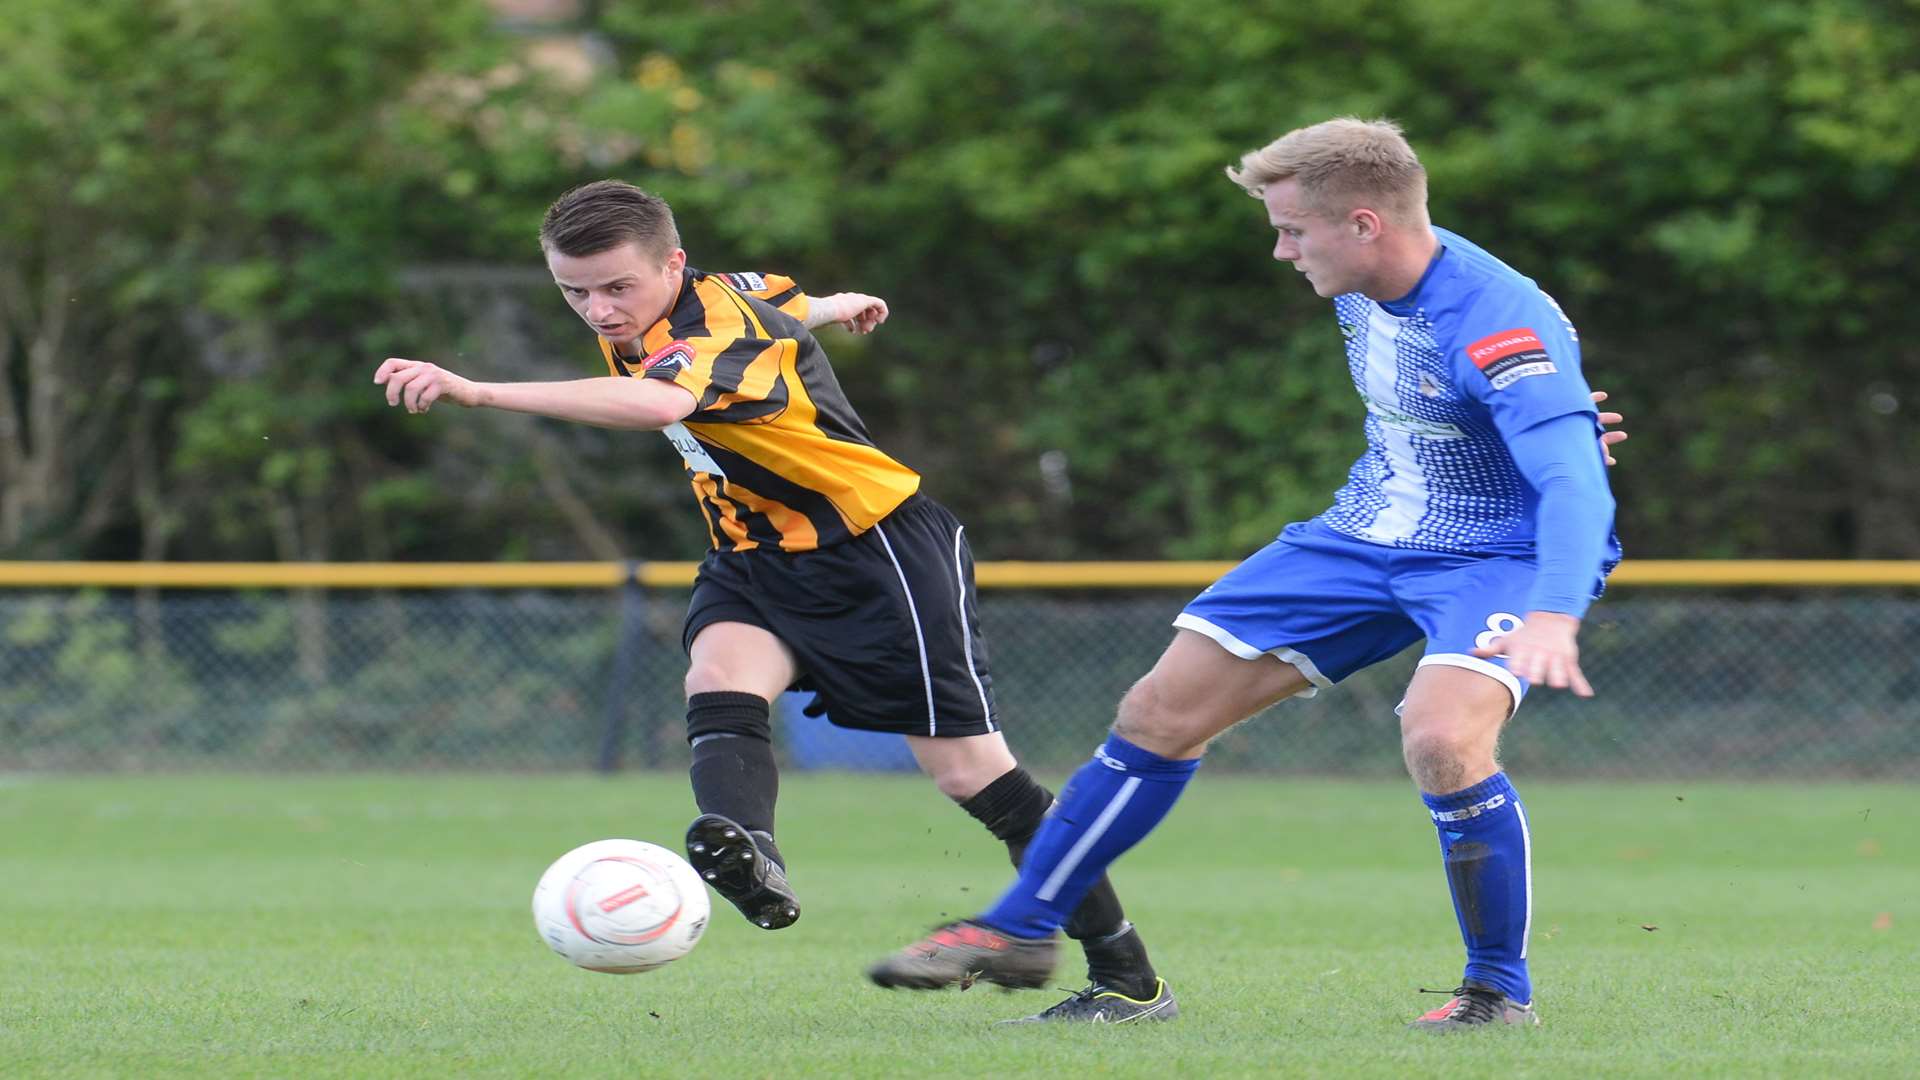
top-left (1225, 117), bottom-right (1427, 223)
top-left (539, 180), bottom-right (681, 259)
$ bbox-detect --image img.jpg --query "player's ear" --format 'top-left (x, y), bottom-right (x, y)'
top-left (1351, 208), bottom-right (1383, 242)
top-left (664, 247), bottom-right (688, 275)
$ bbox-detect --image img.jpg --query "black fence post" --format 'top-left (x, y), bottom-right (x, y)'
top-left (597, 560), bottom-right (648, 773)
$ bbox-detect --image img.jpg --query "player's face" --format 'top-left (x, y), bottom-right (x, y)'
top-left (546, 242), bottom-right (687, 349)
top-left (1262, 178), bottom-right (1367, 298)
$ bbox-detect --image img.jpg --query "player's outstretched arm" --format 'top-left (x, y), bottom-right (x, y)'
top-left (375, 357), bottom-right (483, 413)
top-left (373, 358), bottom-right (695, 431)
top-left (802, 292), bottom-right (889, 335)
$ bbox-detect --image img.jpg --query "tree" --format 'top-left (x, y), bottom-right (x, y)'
top-left (5, 0), bottom-right (1913, 565)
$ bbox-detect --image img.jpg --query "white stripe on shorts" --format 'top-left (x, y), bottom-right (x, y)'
top-left (950, 525), bottom-right (995, 733)
top-left (1170, 613), bottom-right (1327, 698)
top-left (1415, 653), bottom-right (1523, 717)
top-left (873, 521), bottom-right (938, 736)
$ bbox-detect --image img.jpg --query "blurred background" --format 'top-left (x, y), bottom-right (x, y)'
top-left (2, 0), bottom-right (1916, 775)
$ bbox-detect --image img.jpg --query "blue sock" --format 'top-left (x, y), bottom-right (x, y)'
top-left (1422, 772), bottom-right (1533, 1004)
top-left (978, 734), bottom-right (1200, 938)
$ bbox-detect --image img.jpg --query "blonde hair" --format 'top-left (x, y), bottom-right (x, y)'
top-left (1225, 117), bottom-right (1428, 223)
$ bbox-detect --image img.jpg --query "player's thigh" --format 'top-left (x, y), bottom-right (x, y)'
top-left (1174, 523), bottom-right (1420, 700)
top-left (1398, 661), bottom-right (1513, 774)
top-left (1391, 553), bottom-right (1537, 717)
top-left (1114, 628), bottom-right (1316, 759)
top-left (1391, 554), bottom-right (1536, 791)
top-left (903, 731), bottom-right (1018, 801)
top-left (777, 497), bottom-right (996, 737)
top-left (685, 620), bottom-right (800, 700)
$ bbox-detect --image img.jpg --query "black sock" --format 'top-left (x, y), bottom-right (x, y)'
top-left (959, 767), bottom-right (1158, 996)
top-left (686, 691), bottom-right (784, 867)
top-left (958, 766), bottom-right (1053, 850)
top-left (1080, 922), bottom-right (1159, 999)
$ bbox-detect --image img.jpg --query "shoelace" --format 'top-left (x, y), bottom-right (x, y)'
top-left (1038, 986), bottom-right (1108, 1018)
top-left (1417, 985), bottom-right (1502, 1023)
top-left (1420, 983), bottom-right (1505, 1014)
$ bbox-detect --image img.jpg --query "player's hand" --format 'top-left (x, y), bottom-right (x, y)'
top-left (1472, 610), bottom-right (1594, 697)
top-left (374, 358), bottom-right (483, 414)
top-left (1592, 390), bottom-right (1628, 466)
top-left (823, 293), bottom-right (889, 334)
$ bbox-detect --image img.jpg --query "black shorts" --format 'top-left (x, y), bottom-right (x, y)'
top-left (682, 494), bottom-right (997, 737)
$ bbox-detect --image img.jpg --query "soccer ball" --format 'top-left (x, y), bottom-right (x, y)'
top-left (532, 839), bottom-right (710, 974)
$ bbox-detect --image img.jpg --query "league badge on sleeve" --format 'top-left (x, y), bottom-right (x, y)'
top-left (1466, 328), bottom-right (1557, 390)
top-left (642, 340), bottom-right (696, 375)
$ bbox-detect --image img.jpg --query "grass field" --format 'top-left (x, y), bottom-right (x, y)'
top-left (1, 773), bottom-right (1914, 1078)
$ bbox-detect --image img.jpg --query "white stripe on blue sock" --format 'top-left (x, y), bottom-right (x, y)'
top-left (1036, 776), bottom-right (1141, 902)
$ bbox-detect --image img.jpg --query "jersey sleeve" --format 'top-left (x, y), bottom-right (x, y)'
top-left (1505, 412), bottom-right (1617, 616)
top-left (636, 334), bottom-right (789, 425)
top-left (1448, 290), bottom-right (1596, 440)
top-left (715, 271), bottom-right (809, 323)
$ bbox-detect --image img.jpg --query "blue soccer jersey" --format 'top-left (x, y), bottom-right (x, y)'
top-left (1317, 227), bottom-right (1622, 578)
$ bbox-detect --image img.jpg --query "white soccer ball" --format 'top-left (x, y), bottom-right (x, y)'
top-left (532, 839), bottom-right (710, 974)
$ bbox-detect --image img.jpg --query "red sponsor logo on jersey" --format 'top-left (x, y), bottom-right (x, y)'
top-left (643, 341), bottom-right (695, 373)
top-left (1466, 328), bottom-right (1544, 369)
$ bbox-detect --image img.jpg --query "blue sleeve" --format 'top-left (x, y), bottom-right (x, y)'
top-left (1506, 412), bottom-right (1616, 617)
top-left (1450, 291), bottom-right (1595, 432)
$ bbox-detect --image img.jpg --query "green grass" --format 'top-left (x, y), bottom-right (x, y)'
top-left (1, 773), bottom-right (1914, 1078)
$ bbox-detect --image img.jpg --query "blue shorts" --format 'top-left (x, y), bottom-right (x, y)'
top-left (1174, 521), bottom-right (1534, 711)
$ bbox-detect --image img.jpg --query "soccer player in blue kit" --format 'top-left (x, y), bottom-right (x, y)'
top-left (868, 117), bottom-right (1621, 1030)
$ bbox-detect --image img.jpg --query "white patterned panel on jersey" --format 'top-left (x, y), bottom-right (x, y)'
top-left (1392, 315), bottom-right (1525, 549)
top-left (1357, 304), bottom-right (1429, 542)
top-left (1325, 294), bottom-right (1392, 535)
top-left (1320, 296), bottom-right (1528, 553)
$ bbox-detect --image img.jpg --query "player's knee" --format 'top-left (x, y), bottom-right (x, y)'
top-left (683, 660), bottom-right (748, 697)
top-left (1113, 674), bottom-right (1199, 756)
top-left (1401, 734), bottom-right (1461, 792)
top-left (927, 766), bottom-right (987, 802)
top-left (1400, 724), bottom-right (1488, 793)
top-left (919, 742), bottom-right (1017, 802)
top-left (1112, 675), bottom-right (1163, 736)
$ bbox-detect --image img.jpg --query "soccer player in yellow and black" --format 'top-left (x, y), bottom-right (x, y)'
top-left (373, 180), bottom-right (1176, 1022)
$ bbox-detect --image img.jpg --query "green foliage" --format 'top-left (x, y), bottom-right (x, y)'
top-left (571, 0), bottom-right (1920, 558)
top-left (4, 0), bottom-right (1915, 561)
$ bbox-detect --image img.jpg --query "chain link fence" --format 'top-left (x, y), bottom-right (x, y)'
top-left (2, 585), bottom-right (1916, 777)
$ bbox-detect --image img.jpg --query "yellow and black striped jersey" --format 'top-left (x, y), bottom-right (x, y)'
top-left (597, 268), bottom-right (921, 553)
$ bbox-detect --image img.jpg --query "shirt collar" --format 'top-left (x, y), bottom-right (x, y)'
top-left (1379, 243), bottom-right (1448, 318)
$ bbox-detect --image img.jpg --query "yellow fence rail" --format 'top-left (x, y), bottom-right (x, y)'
top-left (0, 560), bottom-right (1918, 589)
